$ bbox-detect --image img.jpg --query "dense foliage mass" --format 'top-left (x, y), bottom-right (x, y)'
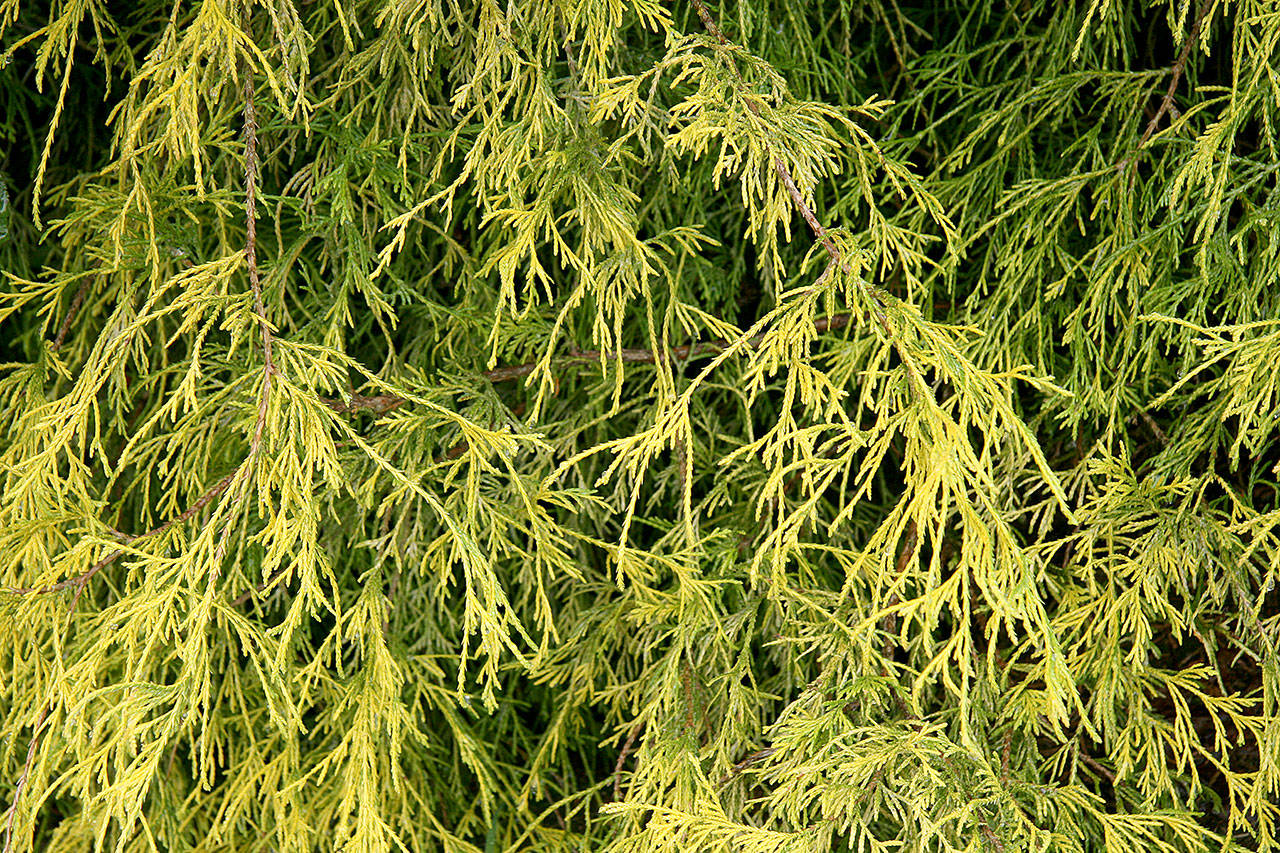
top-left (2, 0), bottom-right (1279, 850)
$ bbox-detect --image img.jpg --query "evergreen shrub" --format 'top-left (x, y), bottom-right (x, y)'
top-left (1, 1), bottom-right (1278, 850)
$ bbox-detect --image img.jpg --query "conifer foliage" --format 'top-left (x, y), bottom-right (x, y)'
top-left (2, 0), bottom-right (1279, 850)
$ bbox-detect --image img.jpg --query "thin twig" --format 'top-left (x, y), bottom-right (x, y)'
top-left (685, 0), bottom-right (923, 394)
top-left (612, 723), bottom-right (642, 800)
top-left (126, 471), bottom-right (239, 544)
top-left (2, 705), bottom-right (50, 853)
top-left (716, 746), bottom-right (777, 786)
top-left (313, 314), bottom-right (854, 429)
top-left (1078, 749), bottom-right (1115, 783)
top-left (1139, 0), bottom-right (1211, 148)
top-left (9, 11), bottom-right (277, 605)
top-left (999, 727), bottom-right (1013, 784)
top-left (380, 508), bottom-right (399, 636)
top-left (4, 472), bottom-right (237, 596)
top-left (681, 657), bottom-right (698, 733)
top-left (1120, 0), bottom-right (1212, 171)
top-left (3, 549), bottom-right (121, 597)
top-left (201, 4), bottom-right (274, 582)
top-left (484, 315), bottom-right (851, 382)
top-left (241, 6), bottom-right (274, 464)
top-left (676, 432), bottom-right (694, 542)
top-left (882, 518), bottom-right (917, 660)
top-left (979, 821), bottom-right (1007, 853)
top-left (689, 0), bottom-right (727, 44)
top-left (230, 563), bottom-right (286, 608)
top-left (50, 278), bottom-right (90, 352)
top-left (690, 0), bottom-right (842, 273)
top-left (1134, 406), bottom-right (1168, 444)
top-left (319, 393), bottom-right (406, 416)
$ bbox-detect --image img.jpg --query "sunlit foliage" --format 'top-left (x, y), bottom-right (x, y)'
top-left (1, 0), bottom-right (1277, 851)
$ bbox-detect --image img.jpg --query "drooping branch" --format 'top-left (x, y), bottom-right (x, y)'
top-left (25, 6), bottom-right (274, 601)
top-left (688, 0), bottom-right (841, 263)
top-left (241, 7), bottom-right (274, 464)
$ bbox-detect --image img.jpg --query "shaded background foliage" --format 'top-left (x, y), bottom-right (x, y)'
top-left (1, 0), bottom-right (1279, 851)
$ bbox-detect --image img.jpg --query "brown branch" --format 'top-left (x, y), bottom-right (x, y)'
top-left (1133, 406), bottom-right (1168, 444)
top-left (195, 4), bottom-right (274, 585)
top-left (1000, 727), bottom-right (1013, 784)
top-left (2, 548), bottom-right (121, 598)
top-left (716, 746), bottom-right (777, 786)
top-left (316, 316), bottom-right (856, 593)
top-left (241, 4), bottom-right (274, 465)
top-left (317, 314), bottom-right (853, 419)
top-left (685, 0), bottom-right (915, 385)
top-left (2, 706), bottom-right (49, 853)
top-left (1140, 0), bottom-right (1211, 148)
top-left (11, 12), bottom-right (270, 606)
top-left (4, 472), bottom-right (237, 597)
top-left (681, 657), bottom-right (698, 733)
top-left (50, 278), bottom-right (90, 353)
top-left (689, 0), bottom-right (727, 44)
top-left (881, 517), bottom-right (917, 658)
top-left (612, 723), bottom-right (642, 800)
top-left (852, 766), bottom-right (883, 806)
top-left (466, 313), bottom-right (838, 388)
top-left (230, 563), bottom-right (286, 608)
top-left (479, 335), bottom-right (784, 384)
top-left (1121, 0), bottom-right (1212, 170)
top-left (320, 393), bottom-right (406, 416)
top-left (1078, 749), bottom-right (1115, 783)
top-left (775, 155), bottom-right (841, 262)
top-left (979, 821), bottom-right (1007, 853)
top-left (129, 471), bottom-right (239, 544)
top-left (690, 0), bottom-right (843, 271)
top-left (676, 435), bottom-right (692, 528)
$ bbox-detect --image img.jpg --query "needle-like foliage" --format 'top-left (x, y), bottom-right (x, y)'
top-left (1, 1), bottom-right (1277, 851)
